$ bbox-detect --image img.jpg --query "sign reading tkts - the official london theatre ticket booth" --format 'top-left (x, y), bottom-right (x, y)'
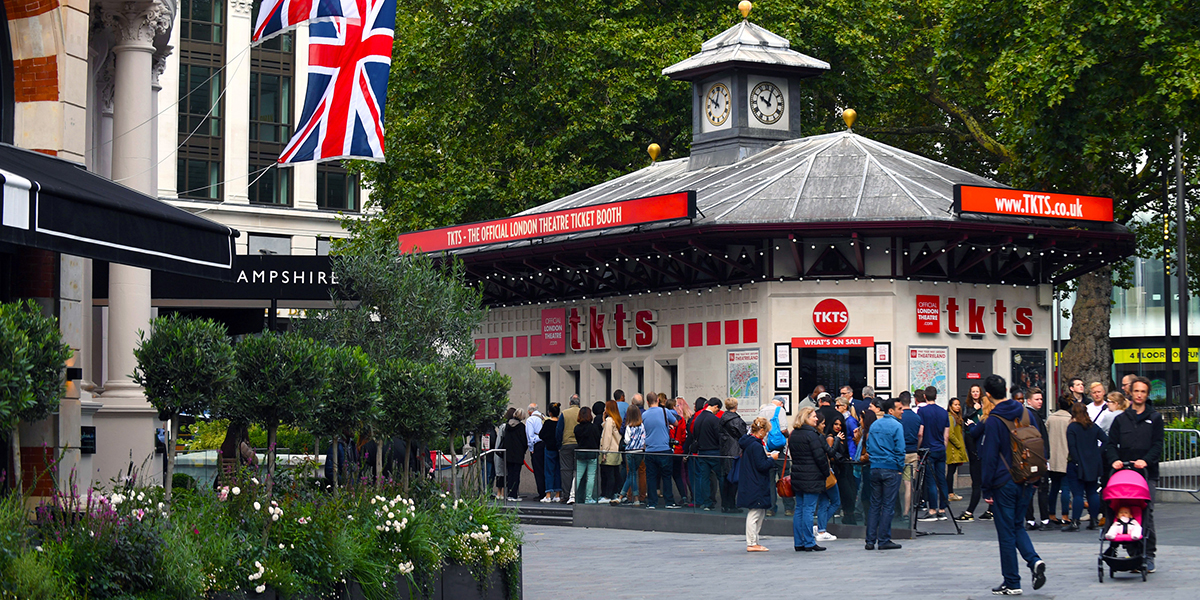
top-left (953, 185), bottom-right (1113, 222)
top-left (397, 192), bottom-right (697, 253)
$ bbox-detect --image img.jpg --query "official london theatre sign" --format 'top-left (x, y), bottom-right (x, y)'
top-left (953, 184), bottom-right (1114, 222)
top-left (396, 192), bottom-right (697, 254)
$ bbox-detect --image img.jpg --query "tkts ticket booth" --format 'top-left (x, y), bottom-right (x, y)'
top-left (398, 19), bottom-right (1135, 415)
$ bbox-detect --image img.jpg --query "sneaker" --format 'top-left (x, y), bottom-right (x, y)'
top-left (816, 532), bottom-right (838, 542)
top-left (566, 498), bottom-right (575, 505)
top-left (1079, 513), bottom-right (1089, 521)
top-left (1146, 557), bottom-right (1155, 573)
top-left (864, 542), bottom-right (876, 550)
top-left (784, 510), bottom-right (794, 517)
top-left (948, 493), bottom-right (964, 501)
top-left (703, 506), bottom-right (713, 511)
top-left (584, 499), bottom-right (597, 504)
top-left (957, 512), bottom-right (975, 522)
top-left (938, 512), bottom-right (949, 521)
top-left (665, 503), bottom-right (682, 509)
top-left (645, 505), bottom-right (656, 510)
top-left (795, 545), bottom-right (826, 552)
top-left (597, 497), bottom-right (609, 503)
top-left (979, 511), bottom-right (994, 520)
top-left (991, 584), bottom-right (1022, 595)
top-left (632, 501), bottom-right (642, 506)
top-left (918, 511), bottom-right (940, 522)
top-left (1030, 560), bottom-right (1046, 590)
top-left (878, 541), bottom-right (902, 550)
top-left (539, 496), bottom-right (552, 503)
top-left (507, 497), bottom-right (521, 502)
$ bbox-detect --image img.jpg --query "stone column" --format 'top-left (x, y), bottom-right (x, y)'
top-left (224, 0), bottom-right (255, 205)
top-left (96, 0), bottom-right (174, 484)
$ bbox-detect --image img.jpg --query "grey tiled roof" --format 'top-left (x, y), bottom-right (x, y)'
top-left (662, 20), bottom-right (830, 79)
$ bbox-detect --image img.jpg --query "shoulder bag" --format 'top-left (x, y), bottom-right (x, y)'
top-left (776, 452), bottom-right (794, 498)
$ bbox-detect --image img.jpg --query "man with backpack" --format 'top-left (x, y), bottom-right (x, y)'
top-left (980, 374), bottom-right (1047, 596)
top-left (759, 395), bottom-right (793, 516)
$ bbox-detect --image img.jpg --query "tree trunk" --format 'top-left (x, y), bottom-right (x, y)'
top-left (10, 427), bottom-right (20, 493)
top-left (449, 431), bottom-right (458, 501)
top-left (164, 416), bottom-right (178, 503)
top-left (1061, 266), bottom-right (1115, 392)
top-left (266, 422), bottom-right (278, 494)
top-left (331, 435), bottom-right (340, 490)
top-left (402, 439), bottom-right (411, 493)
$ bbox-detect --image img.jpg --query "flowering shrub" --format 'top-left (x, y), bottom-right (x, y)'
top-left (3, 471), bottom-right (522, 599)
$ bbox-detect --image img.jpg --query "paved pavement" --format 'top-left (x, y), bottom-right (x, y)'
top-left (522, 503), bottom-right (1200, 600)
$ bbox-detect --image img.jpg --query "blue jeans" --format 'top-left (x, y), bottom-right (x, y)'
top-left (645, 453), bottom-right (674, 507)
top-left (622, 452), bottom-right (644, 498)
top-left (817, 483), bottom-right (840, 532)
top-left (924, 450), bottom-right (949, 509)
top-left (868, 468), bottom-right (901, 545)
top-left (575, 457), bottom-right (597, 502)
top-left (692, 452), bottom-right (719, 509)
top-left (545, 448), bottom-right (562, 493)
top-left (1066, 463), bottom-right (1099, 523)
top-left (992, 480), bottom-right (1042, 588)
top-left (792, 492), bottom-right (820, 547)
top-left (1049, 472), bottom-right (1071, 515)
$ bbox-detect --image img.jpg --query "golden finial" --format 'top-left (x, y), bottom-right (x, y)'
top-left (738, 1), bottom-right (752, 18)
top-left (648, 143), bottom-right (661, 162)
top-left (842, 108), bottom-right (857, 130)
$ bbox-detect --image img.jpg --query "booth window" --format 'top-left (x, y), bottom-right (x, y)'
top-left (177, 0), bottom-right (225, 200)
top-left (796, 348), bottom-right (868, 400)
top-left (317, 165), bottom-right (359, 211)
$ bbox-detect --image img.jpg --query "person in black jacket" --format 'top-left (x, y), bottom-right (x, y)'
top-left (502, 408), bottom-right (528, 501)
top-left (690, 398), bottom-right (723, 510)
top-left (1064, 402), bottom-right (1108, 531)
top-left (789, 406), bottom-right (832, 552)
top-left (719, 398), bottom-right (749, 513)
top-left (1103, 376), bottom-right (1164, 571)
top-left (539, 403), bottom-right (563, 503)
top-left (738, 417), bottom-right (781, 552)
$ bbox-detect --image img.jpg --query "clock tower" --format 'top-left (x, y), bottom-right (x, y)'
top-left (663, 13), bottom-right (829, 170)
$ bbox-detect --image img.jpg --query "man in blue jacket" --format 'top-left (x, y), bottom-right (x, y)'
top-left (863, 398), bottom-right (905, 551)
top-left (979, 375), bottom-right (1047, 596)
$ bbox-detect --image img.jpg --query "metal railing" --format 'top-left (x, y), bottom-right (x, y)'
top-left (1159, 428), bottom-right (1200, 500)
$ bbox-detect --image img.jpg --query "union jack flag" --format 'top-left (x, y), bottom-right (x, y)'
top-left (278, 0), bottom-right (395, 163)
top-left (251, 0), bottom-right (360, 44)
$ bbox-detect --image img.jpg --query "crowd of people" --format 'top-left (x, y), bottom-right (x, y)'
top-left (491, 372), bottom-right (1164, 596)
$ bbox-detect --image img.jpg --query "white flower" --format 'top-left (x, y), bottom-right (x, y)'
top-left (157, 502), bottom-right (164, 509)
top-left (251, 477), bottom-right (260, 485)
top-left (254, 502), bottom-right (262, 511)
top-left (137, 492), bottom-right (145, 501)
top-left (371, 498), bottom-right (377, 505)
top-left (35, 546), bottom-right (43, 552)
top-left (387, 512), bottom-right (394, 519)
top-left (272, 514), bottom-right (279, 521)
top-left (256, 584), bottom-right (266, 593)
top-left (279, 543), bottom-right (285, 549)
top-left (232, 487), bottom-right (241, 496)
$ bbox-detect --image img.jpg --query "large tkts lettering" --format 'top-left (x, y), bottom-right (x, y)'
top-left (563, 304), bottom-right (660, 352)
top-left (936, 297), bottom-right (1034, 337)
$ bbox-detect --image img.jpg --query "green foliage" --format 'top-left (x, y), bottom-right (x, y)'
top-left (172, 473), bottom-right (197, 491)
top-left (227, 332), bottom-right (329, 438)
top-left (1, 550), bottom-right (74, 600)
top-left (376, 359), bottom-right (448, 447)
top-left (0, 305), bottom-right (34, 433)
top-left (0, 301), bottom-right (70, 431)
top-left (307, 345), bottom-right (379, 440)
top-left (302, 234), bottom-right (485, 367)
top-left (133, 314), bottom-right (235, 419)
top-left (188, 419), bottom-right (317, 454)
top-left (446, 364), bottom-right (512, 437)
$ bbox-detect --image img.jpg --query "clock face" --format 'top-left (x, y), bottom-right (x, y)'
top-left (705, 83), bottom-right (731, 126)
top-left (750, 81), bottom-right (785, 125)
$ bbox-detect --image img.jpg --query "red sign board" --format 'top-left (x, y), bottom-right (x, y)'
top-left (954, 184), bottom-right (1113, 222)
top-left (792, 336), bottom-right (874, 348)
top-left (916, 294), bottom-right (940, 333)
top-left (541, 308), bottom-right (566, 355)
top-left (397, 192), bottom-right (696, 254)
top-left (812, 298), bottom-right (849, 337)
top-left (966, 372), bottom-right (982, 380)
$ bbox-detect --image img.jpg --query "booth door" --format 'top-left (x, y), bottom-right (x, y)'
top-left (797, 348), bottom-right (869, 401)
top-left (956, 349), bottom-right (994, 399)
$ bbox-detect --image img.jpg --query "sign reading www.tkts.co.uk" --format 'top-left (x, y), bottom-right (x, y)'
top-left (953, 185), bottom-right (1113, 222)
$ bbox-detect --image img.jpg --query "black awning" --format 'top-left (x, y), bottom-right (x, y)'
top-left (0, 143), bottom-right (238, 280)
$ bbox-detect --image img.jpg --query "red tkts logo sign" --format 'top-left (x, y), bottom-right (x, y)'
top-left (812, 299), bottom-right (849, 337)
top-left (954, 185), bottom-right (1113, 222)
top-left (397, 192), bottom-right (696, 253)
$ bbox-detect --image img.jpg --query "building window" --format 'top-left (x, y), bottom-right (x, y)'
top-left (178, 0), bottom-right (224, 200)
top-left (316, 238), bottom-right (332, 256)
top-left (180, 0), bottom-right (223, 43)
top-left (317, 165), bottom-right (359, 211)
top-left (249, 33), bottom-right (295, 206)
top-left (248, 233), bottom-right (292, 255)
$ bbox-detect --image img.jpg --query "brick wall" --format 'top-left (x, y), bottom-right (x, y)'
top-left (3, 0), bottom-right (58, 19)
top-left (14, 247), bottom-right (56, 298)
top-left (12, 56), bottom-right (59, 102)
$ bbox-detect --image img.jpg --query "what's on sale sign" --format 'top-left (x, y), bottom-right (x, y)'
top-left (397, 192), bottom-right (696, 253)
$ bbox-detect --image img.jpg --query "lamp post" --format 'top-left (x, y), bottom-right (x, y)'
top-left (1177, 130), bottom-right (1190, 403)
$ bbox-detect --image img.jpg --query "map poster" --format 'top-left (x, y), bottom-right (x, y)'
top-left (908, 346), bottom-right (949, 400)
top-left (728, 349), bottom-right (761, 403)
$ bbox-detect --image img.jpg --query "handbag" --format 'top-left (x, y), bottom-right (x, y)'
top-left (825, 472), bottom-right (838, 489)
top-left (776, 453), bottom-right (794, 498)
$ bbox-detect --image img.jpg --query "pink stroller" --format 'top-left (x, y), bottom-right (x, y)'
top-left (1098, 466), bottom-right (1150, 582)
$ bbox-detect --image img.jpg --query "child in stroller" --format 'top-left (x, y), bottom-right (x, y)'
top-left (1098, 465), bottom-right (1150, 582)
